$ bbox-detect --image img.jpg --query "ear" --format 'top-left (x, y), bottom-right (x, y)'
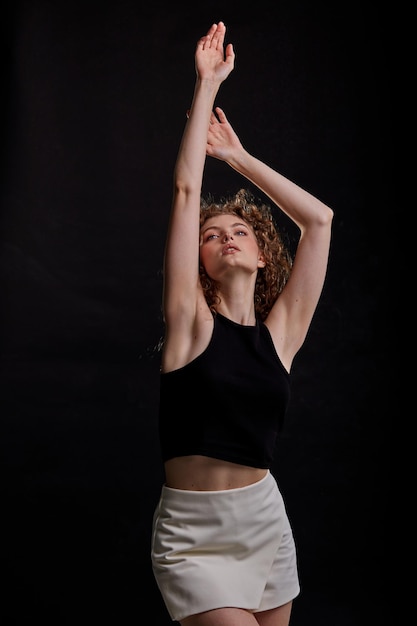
top-left (257, 254), bottom-right (266, 269)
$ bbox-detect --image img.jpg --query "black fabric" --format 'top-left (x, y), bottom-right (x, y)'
top-left (159, 313), bottom-right (290, 468)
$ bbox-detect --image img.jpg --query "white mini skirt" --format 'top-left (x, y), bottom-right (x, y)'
top-left (151, 470), bottom-right (300, 622)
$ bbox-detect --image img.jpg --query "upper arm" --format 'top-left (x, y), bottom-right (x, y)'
top-left (266, 214), bottom-right (333, 371)
top-left (161, 186), bottom-right (211, 371)
top-left (163, 186), bottom-right (201, 319)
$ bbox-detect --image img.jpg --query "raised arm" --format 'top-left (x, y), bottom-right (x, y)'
top-left (161, 23), bottom-right (235, 371)
top-left (206, 106), bottom-right (334, 370)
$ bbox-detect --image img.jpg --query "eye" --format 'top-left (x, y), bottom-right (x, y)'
top-left (235, 229), bottom-right (247, 236)
top-left (206, 233), bottom-right (219, 241)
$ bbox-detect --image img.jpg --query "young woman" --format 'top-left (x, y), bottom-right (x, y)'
top-left (151, 21), bottom-right (333, 626)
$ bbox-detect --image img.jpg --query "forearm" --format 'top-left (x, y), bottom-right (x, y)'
top-left (227, 149), bottom-right (333, 230)
top-left (174, 78), bottom-right (220, 196)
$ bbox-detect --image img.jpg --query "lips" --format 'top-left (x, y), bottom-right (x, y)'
top-left (222, 244), bottom-right (240, 255)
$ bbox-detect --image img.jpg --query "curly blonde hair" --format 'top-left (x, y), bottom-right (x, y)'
top-left (200, 189), bottom-right (292, 322)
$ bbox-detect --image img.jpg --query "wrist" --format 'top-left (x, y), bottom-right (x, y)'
top-left (196, 76), bottom-right (223, 92)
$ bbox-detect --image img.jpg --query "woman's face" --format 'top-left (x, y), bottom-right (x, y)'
top-left (200, 213), bottom-right (265, 280)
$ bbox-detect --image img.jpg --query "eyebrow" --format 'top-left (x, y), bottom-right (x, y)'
top-left (201, 222), bottom-right (248, 235)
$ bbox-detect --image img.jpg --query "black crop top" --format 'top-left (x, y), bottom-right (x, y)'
top-left (158, 312), bottom-right (291, 469)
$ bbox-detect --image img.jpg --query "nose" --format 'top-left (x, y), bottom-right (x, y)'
top-left (223, 232), bottom-right (233, 242)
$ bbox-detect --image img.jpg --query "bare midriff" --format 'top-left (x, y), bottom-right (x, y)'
top-left (164, 455), bottom-right (268, 491)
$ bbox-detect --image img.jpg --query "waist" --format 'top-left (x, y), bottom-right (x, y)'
top-left (164, 455), bottom-right (268, 491)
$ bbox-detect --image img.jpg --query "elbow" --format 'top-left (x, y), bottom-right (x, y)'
top-left (317, 203), bottom-right (334, 228)
top-left (299, 204), bottom-right (333, 238)
top-left (324, 205), bottom-right (334, 226)
top-left (173, 177), bottom-right (201, 200)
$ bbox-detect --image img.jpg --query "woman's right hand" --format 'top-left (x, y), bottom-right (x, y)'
top-left (195, 22), bottom-right (235, 84)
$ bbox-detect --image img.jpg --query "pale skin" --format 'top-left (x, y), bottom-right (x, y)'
top-left (161, 21), bottom-right (334, 626)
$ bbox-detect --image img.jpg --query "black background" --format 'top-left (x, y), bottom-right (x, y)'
top-left (1, 1), bottom-right (387, 624)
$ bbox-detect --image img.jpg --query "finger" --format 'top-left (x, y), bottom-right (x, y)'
top-left (209, 111), bottom-right (218, 125)
top-left (211, 21), bottom-right (225, 49)
top-left (224, 42), bottom-right (235, 65)
top-left (196, 35), bottom-right (208, 50)
top-left (204, 23), bottom-right (218, 48)
top-left (206, 22), bottom-right (218, 35)
top-left (214, 107), bottom-right (228, 123)
top-left (197, 24), bottom-right (216, 50)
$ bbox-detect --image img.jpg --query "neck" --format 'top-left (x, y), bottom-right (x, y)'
top-left (213, 273), bottom-right (258, 325)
